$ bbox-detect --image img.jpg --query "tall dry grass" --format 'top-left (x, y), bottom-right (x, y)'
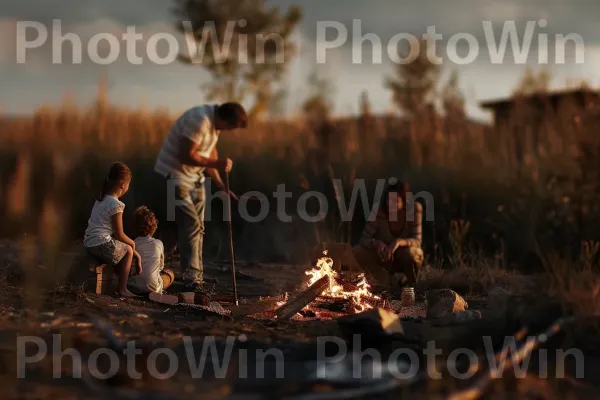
top-left (1, 84), bottom-right (600, 269)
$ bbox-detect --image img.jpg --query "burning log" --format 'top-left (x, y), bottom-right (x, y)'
top-left (334, 277), bottom-right (387, 309)
top-left (275, 276), bottom-right (330, 321)
top-left (313, 296), bottom-right (354, 313)
top-left (266, 252), bottom-right (384, 321)
top-left (334, 276), bottom-right (361, 292)
top-left (313, 310), bottom-right (346, 319)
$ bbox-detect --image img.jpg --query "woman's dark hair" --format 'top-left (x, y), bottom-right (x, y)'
top-left (133, 206), bottom-right (158, 238)
top-left (380, 180), bottom-right (409, 214)
top-left (216, 102), bottom-right (248, 129)
top-left (99, 162), bottom-right (132, 201)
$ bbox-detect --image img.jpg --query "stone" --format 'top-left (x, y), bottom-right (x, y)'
top-left (426, 289), bottom-right (468, 319)
top-left (487, 287), bottom-right (513, 309)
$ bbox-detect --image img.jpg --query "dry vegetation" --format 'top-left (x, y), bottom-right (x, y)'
top-left (0, 83), bottom-right (600, 399)
top-left (2, 84), bottom-right (600, 309)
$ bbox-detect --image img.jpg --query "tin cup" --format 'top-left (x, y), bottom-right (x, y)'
top-left (401, 287), bottom-right (415, 307)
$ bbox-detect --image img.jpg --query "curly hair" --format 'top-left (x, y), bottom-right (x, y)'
top-left (133, 206), bottom-right (158, 238)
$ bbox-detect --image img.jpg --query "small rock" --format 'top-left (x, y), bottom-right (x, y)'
top-left (487, 287), bottom-right (512, 309)
top-left (426, 289), bottom-right (468, 319)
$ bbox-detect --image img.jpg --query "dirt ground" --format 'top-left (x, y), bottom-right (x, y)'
top-left (0, 240), bottom-right (598, 399)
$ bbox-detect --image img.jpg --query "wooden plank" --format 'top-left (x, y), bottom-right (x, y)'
top-left (94, 264), bottom-right (109, 295)
top-left (149, 292), bottom-right (180, 305)
top-left (275, 276), bottom-right (330, 321)
top-left (95, 271), bottom-right (103, 295)
top-left (231, 300), bottom-right (283, 318)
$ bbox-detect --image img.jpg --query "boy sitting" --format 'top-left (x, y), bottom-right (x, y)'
top-left (128, 206), bottom-right (175, 294)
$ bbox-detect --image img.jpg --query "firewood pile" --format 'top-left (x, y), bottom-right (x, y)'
top-left (267, 256), bottom-right (390, 321)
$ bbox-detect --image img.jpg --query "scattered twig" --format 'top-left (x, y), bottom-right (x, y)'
top-left (465, 327), bottom-right (529, 376)
top-left (82, 294), bottom-right (96, 305)
top-left (448, 316), bottom-right (576, 400)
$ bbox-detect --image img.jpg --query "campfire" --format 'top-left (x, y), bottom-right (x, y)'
top-left (272, 251), bottom-right (386, 321)
top-left (305, 252), bottom-right (381, 313)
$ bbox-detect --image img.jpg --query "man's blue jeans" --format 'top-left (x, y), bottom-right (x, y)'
top-left (174, 183), bottom-right (206, 284)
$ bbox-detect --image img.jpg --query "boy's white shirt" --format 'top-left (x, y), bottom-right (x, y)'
top-left (128, 236), bottom-right (165, 294)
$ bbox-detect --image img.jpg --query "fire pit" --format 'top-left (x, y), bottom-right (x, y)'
top-left (263, 252), bottom-right (389, 321)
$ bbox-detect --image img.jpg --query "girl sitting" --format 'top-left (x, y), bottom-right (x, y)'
top-left (83, 162), bottom-right (142, 298)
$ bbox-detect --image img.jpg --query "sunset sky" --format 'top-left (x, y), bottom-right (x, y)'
top-left (1, 0), bottom-right (598, 119)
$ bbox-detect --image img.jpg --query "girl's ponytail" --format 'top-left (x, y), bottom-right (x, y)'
top-left (98, 162), bottom-right (132, 202)
top-left (98, 176), bottom-right (110, 201)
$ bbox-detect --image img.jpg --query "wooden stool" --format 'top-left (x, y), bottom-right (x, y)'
top-left (89, 263), bottom-right (116, 295)
top-left (65, 250), bottom-right (117, 295)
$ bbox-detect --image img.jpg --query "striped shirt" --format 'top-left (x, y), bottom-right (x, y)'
top-left (155, 105), bottom-right (220, 188)
top-left (359, 203), bottom-right (423, 249)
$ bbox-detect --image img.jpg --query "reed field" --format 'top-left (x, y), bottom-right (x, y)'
top-left (2, 84), bottom-right (600, 274)
top-left (2, 87), bottom-right (600, 400)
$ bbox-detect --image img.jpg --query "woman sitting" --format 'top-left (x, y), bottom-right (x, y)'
top-left (353, 181), bottom-right (424, 292)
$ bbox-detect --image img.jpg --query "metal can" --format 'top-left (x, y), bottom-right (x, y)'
top-left (401, 287), bottom-right (415, 307)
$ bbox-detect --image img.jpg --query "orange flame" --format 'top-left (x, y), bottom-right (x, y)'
top-left (305, 251), bottom-right (380, 313)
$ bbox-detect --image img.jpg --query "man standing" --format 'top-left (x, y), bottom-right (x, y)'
top-left (154, 103), bottom-right (247, 289)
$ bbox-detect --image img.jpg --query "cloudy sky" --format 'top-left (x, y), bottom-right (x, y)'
top-left (1, 0), bottom-right (598, 119)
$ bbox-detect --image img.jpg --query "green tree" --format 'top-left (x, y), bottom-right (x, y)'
top-left (385, 39), bottom-right (441, 117)
top-left (174, 0), bottom-right (302, 120)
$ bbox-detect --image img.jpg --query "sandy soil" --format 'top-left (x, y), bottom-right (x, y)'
top-left (0, 240), bottom-right (597, 399)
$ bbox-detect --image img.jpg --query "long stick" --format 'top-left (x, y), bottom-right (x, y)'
top-left (225, 172), bottom-right (239, 306)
